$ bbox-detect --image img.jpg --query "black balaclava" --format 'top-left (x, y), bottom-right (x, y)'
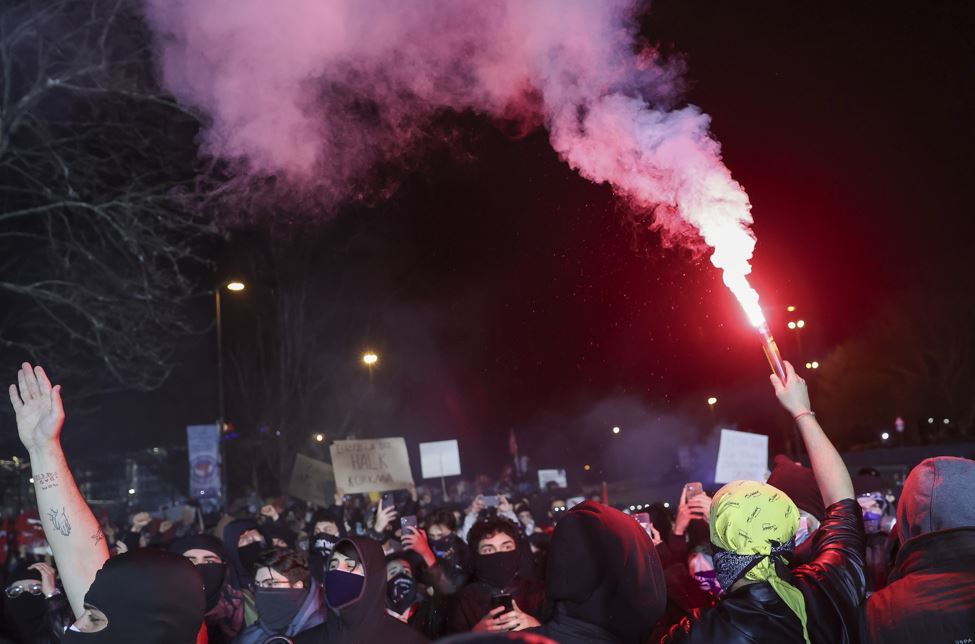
top-left (61, 549), bottom-right (205, 644)
top-left (2, 566), bottom-right (45, 642)
top-left (386, 572), bottom-right (418, 615)
top-left (255, 587), bottom-right (306, 632)
top-left (546, 501), bottom-right (666, 643)
top-left (170, 534), bottom-right (231, 612)
top-left (474, 550), bottom-right (520, 589)
top-left (238, 542), bottom-right (265, 572)
top-left (309, 533), bottom-right (340, 585)
top-left (222, 519), bottom-right (265, 588)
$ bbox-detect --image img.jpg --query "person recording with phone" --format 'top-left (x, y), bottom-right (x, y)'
top-left (448, 517), bottom-right (545, 634)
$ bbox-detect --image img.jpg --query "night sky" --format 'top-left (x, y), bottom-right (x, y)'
top-left (27, 2), bottom-right (975, 485)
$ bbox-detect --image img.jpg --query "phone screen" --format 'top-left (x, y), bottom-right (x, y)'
top-left (482, 495), bottom-right (499, 508)
top-left (400, 515), bottom-right (417, 531)
top-left (634, 512), bottom-right (651, 528)
top-left (381, 492), bottom-right (395, 508)
top-left (491, 593), bottom-right (514, 614)
top-left (685, 482), bottom-right (704, 500)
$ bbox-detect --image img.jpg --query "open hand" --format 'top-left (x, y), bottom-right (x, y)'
top-left (9, 363), bottom-right (64, 453)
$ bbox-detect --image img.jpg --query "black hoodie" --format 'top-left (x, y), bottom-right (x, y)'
top-left (222, 518), bottom-right (265, 589)
top-left (531, 501), bottom-right (666, 644)
top-left (292, 536), bottom-right (428, 644)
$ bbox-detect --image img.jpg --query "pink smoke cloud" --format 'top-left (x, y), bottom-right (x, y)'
top-left (144, 0), bottom-right (761, 308)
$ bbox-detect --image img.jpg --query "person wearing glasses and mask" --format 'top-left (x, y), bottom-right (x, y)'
top-left (232, 549), bottom-right (325, 644)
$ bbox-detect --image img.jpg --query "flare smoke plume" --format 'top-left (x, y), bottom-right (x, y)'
top-left (145, 0), bottom-right (762, 312)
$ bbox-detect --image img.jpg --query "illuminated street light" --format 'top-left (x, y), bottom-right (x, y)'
top-left (805, 362), bottom-right (812, 369)
top-left (796, 320), bottom-right (806, 329)
top-left (787, 321), bottom-right (797, 329)
top-left (881, 432), bottom-right (890, 441)
top-left (128, 488), bottom-right (136, 495)
top-left (943, 418), bottom-right (950, 425)
top-left (707, 397), bottom-right (718, 406)
top-left (612, 426), bottom-right (621, 435)
top-left (314, 433), bottom-right (325, 443)
top-left (226, 281), bottom-right (246, 292)
top-left (786, 306), bottom-right (796, 312)
top-left (928, 417), bottom-right (934, 424)
top-left (583, 464), bottom-right (591, 471)
top-left (663, 502), bottom-right (670, 508)
top-left (362, 352), bottom-right (379, 366)
top-left (811, 361), bottom-right (819, 369)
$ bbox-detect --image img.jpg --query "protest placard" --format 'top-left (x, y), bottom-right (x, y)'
top-left (330, 438), bottom-right (414, 494)
top-left (288, 454), bottom-right (335, 507)
top-left (419, 440), bottom-right (461, 479)
top-left (538, 468), bottom-right (568, 489)
top-left (714, 429), bottom-right (769, 483)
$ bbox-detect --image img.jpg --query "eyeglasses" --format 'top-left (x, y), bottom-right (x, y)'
top-left (254, 579), bottom-right (293, 589)
top-left (5, 583), bottom-right (43, 598)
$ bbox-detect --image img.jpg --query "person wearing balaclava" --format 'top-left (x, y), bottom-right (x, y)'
top-left (1, 562), bottom-right (62, 643)
top-left (232, 548), bottom-right (325, 644)
top-left (665, 361), bottom-right (866, 644)
top-left (306, 509), bottom-right (344, 587)
top-left (447, 517), bottom-right (546, 634)
top-left (62, 549), bottom-right (205, 643)
top-left (860, 456), bottom-right (975, 644)
top-left (384, 551), bottom-right (448, 639)
top-left (223, 518), bottom-right (267, 590)
top-left (292, 537), bottom-right (428, 643)
top-left (529, 501), bottom-right (666, 644)
top-left (171, 534), bottom-right (247, 644)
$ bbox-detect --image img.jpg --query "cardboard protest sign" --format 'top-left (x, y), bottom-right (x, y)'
top-left (419, 440), bottom-right (461, 479)
top-left (288, 454), bottom-right (335, 507)
top-left (714, 429), bottom-right (769, 483)
top-left (330, 438), bottom-right (414, 494)
top-left (538, 468), bottom-right (568, 489)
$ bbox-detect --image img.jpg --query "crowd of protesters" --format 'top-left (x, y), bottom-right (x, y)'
top-left (2, 361), bottom-right (973, 643)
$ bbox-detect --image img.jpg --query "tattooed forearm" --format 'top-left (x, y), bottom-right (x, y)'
top-left (47, 507), bottom-right (71, 536)
top-left (34, 472), bottom-right (59, 490)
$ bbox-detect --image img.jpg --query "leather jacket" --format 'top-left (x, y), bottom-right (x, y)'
top-left (664, 498), bottom-right (866, 644)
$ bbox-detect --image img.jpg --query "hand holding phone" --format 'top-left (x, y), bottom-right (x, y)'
top-left (482, 495), bottom-right (499, 508)
top-left (684, 482), bottom-right (704, 500)
top-left (400, 515), bottom-right (418, 531)
top-left (491, 592), bottom-right (514, 614)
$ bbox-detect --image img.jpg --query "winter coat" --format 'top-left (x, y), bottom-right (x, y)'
top-left (291, 537), bottom-right (428, 644)
top-left (232, 584), bottom-right (326, 644)
top-left (860, 456), bottom-right (975, 644)
top-left (665, 498), bottom-right (866, 644)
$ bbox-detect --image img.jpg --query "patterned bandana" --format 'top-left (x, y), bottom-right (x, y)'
top-left (710, 480), bottom-right (810, 644)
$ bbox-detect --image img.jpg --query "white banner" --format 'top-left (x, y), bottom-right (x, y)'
top-left (187, 424), bottom-right (222, 499)
top-left (330, 438), bottom-right (414, 494)
top-left (419, 440), bottom-right (461, 479)
top-left (538, 468), bottom-right (568, 490)
top-left (714, 429), bottom-right (769, 483)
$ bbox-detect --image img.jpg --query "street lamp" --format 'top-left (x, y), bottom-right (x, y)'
top-left (314, 433), bottom-right (325, 443)
top-left (707, 397), bottom-right (718, 406)
top-left (215, 279), bottom-right (245, 501)
top-left (881, 432), bottom-right (890, 441)
top-left (612, 426), bottom-right (621, 435)
top-left (362, 352), bottom-right (379, 366)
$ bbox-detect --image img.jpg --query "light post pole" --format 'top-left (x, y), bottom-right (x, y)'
top-left (215, 280), bottom-right (245, 502)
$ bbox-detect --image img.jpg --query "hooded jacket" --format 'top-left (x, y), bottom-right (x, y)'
top-left (860, 457), bottom-right (975, 644)
top-left (223, 519), bottom-right (265, 590)
top-left (292, 537), bottom-right (428, 644)
top-left (171, 534), bottom-right (247, 643)
top-left (530, 501), bottom-right (666, 644)
top-left (665, 498), bottom-right (866, 644)
top-left (61, 549), bottom-right (205, 644)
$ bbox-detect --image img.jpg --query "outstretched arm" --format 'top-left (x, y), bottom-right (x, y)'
top-left (9, 363), bottom-right (108, 618)
top-left (771, 361), bottom-right (854, 506)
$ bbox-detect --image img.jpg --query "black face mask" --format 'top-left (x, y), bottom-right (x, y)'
top-left (429, 534), bottom-right (457, 558)
top-left (195, 563), bottom-right (227, 612)
top-left (474, 550), bottom-right (520, 589)
top-left (386, 572), bottom-right (418, 615)
top-left (3, 593), bottom-right (46, 641)
top-left (311, 533), bottom-right (339, 559)
top-left (237, 542), bottom-right (264, 573)
top-left (255, 587), bottom-right (306, 632)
